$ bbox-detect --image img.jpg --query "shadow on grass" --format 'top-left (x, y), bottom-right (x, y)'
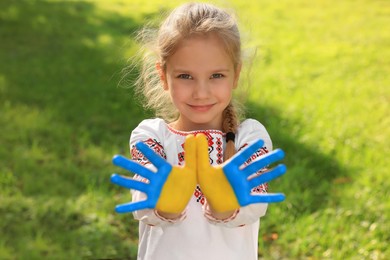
top-left (0, 0), bottom-right (160, 258)
top-left (0, 0), bottom-right (149, 196)
top-left (246, 101), bottom-right (346, 215)
top-left (0, 0), bottom-right (348, 258)
top-left (246, 101), bottom-right (348, 258)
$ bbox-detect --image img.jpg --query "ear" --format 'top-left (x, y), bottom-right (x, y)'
top-left (156, 62), bottom-right (168, 90)
top-left (233, 63), bottom-right (242, 89)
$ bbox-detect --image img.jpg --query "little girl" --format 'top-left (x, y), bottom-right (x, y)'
top-left (112, 3), bottom-right (286, 259)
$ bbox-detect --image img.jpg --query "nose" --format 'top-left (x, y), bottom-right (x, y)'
top-left (192, 80), bottom-right (210, 99)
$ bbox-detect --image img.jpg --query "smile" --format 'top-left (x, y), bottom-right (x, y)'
top-left (188, 104), bottom-right (215, 112)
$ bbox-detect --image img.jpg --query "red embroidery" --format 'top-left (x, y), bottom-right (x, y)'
top-left (189, 134), bottom-right (222, 206)
top-left (245, 147), bottom-right (268, 165)
top-left (178, 151), bottom-right (185, 165)
top-left (167, 125), bottom-right (224, 137)
top-left (130, 138), bottom-right (166, 165)
top-left (252, 183), bottom-right (268, 193)
top-left (194, 185), bottom-right (205, 205)
top-left (215, 137), bottom-right (223, 165)
top-left (238, 144), bottom-right (270, 193)
top-left (177, 142), bottom-right (185, 165)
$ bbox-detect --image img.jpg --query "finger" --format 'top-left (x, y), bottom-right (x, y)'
top-left (241, 149), bottom-right (285, 176)
top-left (248, 164), bottom-right (286, 189)
top-left (111, 173), bottom-right (149, 192)
top-left (136, 141), bottom-right (168, 169)
top-left (247, 193), bottom-right (286, 204)
top-left (112, 155), bottom-right (155, 180)
top-left (184, 135), bottom-right (196, 169)
top-left (115, 200), bottom-right (152, 213)
top-left (196, 134), bottom-right (211, 170)
top-left (228, 139), bottom-right (265, 167)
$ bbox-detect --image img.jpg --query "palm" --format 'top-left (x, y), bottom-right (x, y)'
top-left (196, 134), bottom-right (286, 212)
top-left (110, 142), bottom-right (171, 213)
top-left (223, 139), bottom-right (286, 206)
top-left (111, 135), bottom-right (197, 214)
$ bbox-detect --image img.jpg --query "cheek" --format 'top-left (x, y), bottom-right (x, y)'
top-left (169, 85), bottom-right (188, 103)
top-left (221, 91), bottom-right (233, 103)
top-left (212, 82), bottom-right (234, 99)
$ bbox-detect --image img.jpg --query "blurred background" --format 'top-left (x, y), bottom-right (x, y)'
top-left (0, 0), bottom-right (389, 259)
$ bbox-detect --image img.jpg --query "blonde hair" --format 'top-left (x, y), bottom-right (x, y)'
top-left (133, 2), bottom-right (244, 160)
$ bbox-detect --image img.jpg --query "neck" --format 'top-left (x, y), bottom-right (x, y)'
top-left (170, 118), bottom-right (222, 132)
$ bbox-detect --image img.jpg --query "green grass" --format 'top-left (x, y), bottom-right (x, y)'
top-left (0, 0), bottom-right (389, 259)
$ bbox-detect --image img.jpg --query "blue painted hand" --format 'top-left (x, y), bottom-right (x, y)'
top-left (196, 134), bottom-right (286, 212)
top-left (110, 135), bottom-right (197, 214)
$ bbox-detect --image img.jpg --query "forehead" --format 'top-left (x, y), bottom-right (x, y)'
top-left (166, 33), bottom-right (234, 70)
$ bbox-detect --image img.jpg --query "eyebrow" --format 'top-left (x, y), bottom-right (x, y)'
top-left (172, 68), bottom-right (231, 73)
top-left (212, 69), bottom-right (230, 72)
top-left (172, 69), bottom-right (191, 73)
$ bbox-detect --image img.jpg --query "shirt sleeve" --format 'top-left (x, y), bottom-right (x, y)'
top-left (129, 119), bottom-right (186, 227)
top-left (205, 119), bottom-right (272, 227)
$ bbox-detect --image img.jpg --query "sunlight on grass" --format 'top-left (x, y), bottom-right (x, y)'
top-left (0, 0), bottom-right (389, 259)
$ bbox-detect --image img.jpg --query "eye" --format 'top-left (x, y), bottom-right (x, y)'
top-left (177, 74), bottom-right (193, 79)
top-left (210, 73), bottom-right (224, 79)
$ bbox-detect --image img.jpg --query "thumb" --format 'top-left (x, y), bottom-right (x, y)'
top-left (183, 134), bottom-right (196, 170)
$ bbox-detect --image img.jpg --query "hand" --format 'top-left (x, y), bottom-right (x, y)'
top-left (196, 134), bottom-right (286, 213)
top-left (111, 135), bottom-right (197, 214)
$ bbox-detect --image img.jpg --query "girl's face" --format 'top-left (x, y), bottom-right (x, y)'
top-left (159, 33), bottom-right (241, 131)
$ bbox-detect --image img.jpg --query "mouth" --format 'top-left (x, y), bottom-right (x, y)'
top-left (188, 104), bottom-right (215, 112)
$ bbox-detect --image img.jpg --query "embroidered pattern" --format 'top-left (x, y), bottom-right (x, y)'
top-left (177, 141), bottom-right (186, 165)
top-left (131, 138), bottom-right (167, 165)
top-left (202, 132), bottom-right (216, 165)
top-left (215, 137), bottom-right (223, 165)
top-left (238, 144), bottom-right (269, 193)
top-left (194, 185), bottom-right (205, 205)
top-left (187, 132), bottom-right (219, 205)
top-left (167, 125), bottom-right (224, 137)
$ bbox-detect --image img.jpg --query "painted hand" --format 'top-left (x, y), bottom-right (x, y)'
top-left (110, 135), bottom-right (197, 214)
top-left (196, 134), bottom-right (286, 213)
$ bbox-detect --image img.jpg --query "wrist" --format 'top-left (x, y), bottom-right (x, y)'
top-left (154, 209), bottom-right (187, 223)
top-left (156, 211), bottom-right (182, 219)
top-left (210, 209), bottom-right (237, 220)
top-left (204, 201), bottom-right (239, 221)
